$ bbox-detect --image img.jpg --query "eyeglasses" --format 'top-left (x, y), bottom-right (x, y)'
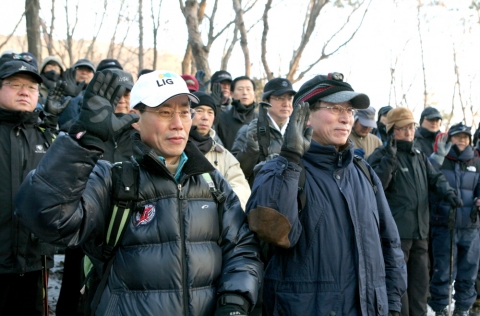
top-left (2, 81), bottom-right (39, 93)
top-left (394, 125), bottom-right (416, 133)
top-left (142, 107), bottom-right (195, 121)
top-left (270, 95), bottom-right (294, 102)
top-left (315, 105), bottom-right (357, 116)
top-left (193, 108), bottom-right (215, 116)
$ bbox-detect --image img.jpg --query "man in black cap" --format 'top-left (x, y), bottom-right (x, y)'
top-left (349, 106), bottom-right (382, 158)
top-left (210, 70), bottom-right (233, 106)
top-left (231, 77), bottom-right (296, 185)
top-left (372, 105), bottom-right (393, 145)
top-left (247, 72), bottom-right (407, 316)
top-left (0, 52), bottom-right (58, 316)
top-left (415, 106), bottom-right (443, 156)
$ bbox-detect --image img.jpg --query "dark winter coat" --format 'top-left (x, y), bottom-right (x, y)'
top-left (102, 122), bottom-right (135, 163)
top-left (216, 100), bottom-right (258, 151)
top-left (414, 126), bottom-right (439, 156)
top-left (430, 145), bottom-right (480, 228)
top-left (247, 141), bottom-right (407, 315)
top-left (368, 140), bottom-right (455, 239)
top-left (0, 108), bottom-right (57, 274)
top-left (15, 133), bottom-right (263, 316)
top-left (231, 117), bottom-right (284, 181)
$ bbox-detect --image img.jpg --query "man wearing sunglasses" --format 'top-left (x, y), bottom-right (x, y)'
top-left (15, 70), bottom-right (263, 316)
top-left (247, 73), bottom-right (407, 316)
top-left (368, 107), bottom-right (462, 316)
top-left (232, 78), bottom-right (296, 186)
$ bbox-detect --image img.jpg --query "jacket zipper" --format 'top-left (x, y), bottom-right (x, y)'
top-left (177, 183), bottom-right (189, 316)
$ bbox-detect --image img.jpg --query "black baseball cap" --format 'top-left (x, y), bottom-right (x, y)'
top-left (73, 58), bottom-right (96, 72)
top-left (262, 78), bottom-right (296, 100)
top-left (420, 107), bottom-right (442, 124)
top-left (97, 59), bottom-right (123, 72)
top-left (0, 52), bottom-right (42, 83)
top-left (294, 73), bottom-right (369, 109)
top-left (210, 70), bottom-right (232, 89)
top-left (107, 69), bottom-right (134, 90)
top-left (448, 122), bottom-right (472, 138)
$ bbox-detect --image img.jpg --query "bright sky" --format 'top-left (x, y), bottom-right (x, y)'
top-left (1, 0), bottom-right (479, 128)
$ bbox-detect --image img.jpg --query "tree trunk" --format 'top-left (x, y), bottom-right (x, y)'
top-left (181, 43), bottom-right (193, 74)
top-left (232, 0), bottom-right (250, 76)
top-left (261, 0), bottom-right (273, 80)
top-left (138, 0), bottom-right (144, 72)
top-left (184, 0), bottom-right (211, 78)
top-left (25, 0), bottom-right (42, 61)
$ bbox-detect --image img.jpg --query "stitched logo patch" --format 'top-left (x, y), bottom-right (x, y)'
top-left (136, 204), bottom-right (155, 226)
top-left (35, 144), bottom-right (46, 153)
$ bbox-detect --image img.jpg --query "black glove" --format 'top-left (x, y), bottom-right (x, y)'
top-left (62, 68), bottom-right (85, 97)
top-left (69, 70), bottom-right (139, 151)
top-left (214, 294), bottom-right (249, 316)
top-left (280, 102), bottom-right (313, 164)
top-left (386, 130), bottom-right (397, 157)
top-left (446, 193), bottom-right (463, 208)
top-left (388, 311), bottom-right (401, 316)
top-left (195, 69), bottom-right (209, 92)
top-left (211, 82), bottom-right (223, 105)
top-left (471, 197), bottom-right (480, 223)
top-left (257, 102), bottom-right (271, 158)
top-left (45, 81), bottom-right (71, 116)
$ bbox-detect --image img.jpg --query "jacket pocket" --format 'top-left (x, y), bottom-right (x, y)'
top-left (375, 285), bottom-right (388, 316)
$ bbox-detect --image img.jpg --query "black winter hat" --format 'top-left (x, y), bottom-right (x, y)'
top-left (293, 73), bottom-right (369, 109)
top-left (107, 69), bottom-right (134, 90)
top-left (210, 70), bottom-right (232, 90)
top-left (420, 107), bottom-right (442, 125)
top-left (73, 58), bottom-right (95, 72)
top-left (378, 105), bottom-right (393, 121)
top-left (262, 78), bottom-right (296, 100)
top-left (0, 52), bottom-right (42, 83)
top-left (192, 91), bottom-right (217, 116)
top-left (97, 59), bottom-right (123, 72)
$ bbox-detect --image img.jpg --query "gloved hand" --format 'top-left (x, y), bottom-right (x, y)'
top-left (211, 82), bottom-right (223, 105)
top-left (62, 68), bottom-right (85, 97)
top-left (246, 121), bottom-right (259, 153)
top-left (214, 294), bottom-right (249, 316)
top-left (386, 130), bottom-right (397, 157)
top-left (445, 192), bottom-right (463, 208)
top-left (45, 81), bottom-right (71, 116)
top-left (388, 311), bottom-right (401, 316)
top-left (280, 102), bottom-right (313, 164)
top-left (430, 132), bottom-right (451, 165)
top-left (256, 101), bottom-right (271, 157)
top-left (470, 197), bottom-right (480, 223)
top-left (195, 69), bottom-right (209, 92)
top-left (69, 70), bottom-right (139, 151)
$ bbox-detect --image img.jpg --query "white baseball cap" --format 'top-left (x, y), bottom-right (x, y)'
top-left (130, 70), bottom-right (199, 109)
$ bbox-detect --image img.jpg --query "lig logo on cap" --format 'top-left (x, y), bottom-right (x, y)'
top-left (156, 72), bottom-right (177, 87)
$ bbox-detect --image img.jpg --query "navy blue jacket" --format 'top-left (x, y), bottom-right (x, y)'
top-left (247, 141), bottom-right (407, 315)
top-left (430, 145), bottom-right (480, 228)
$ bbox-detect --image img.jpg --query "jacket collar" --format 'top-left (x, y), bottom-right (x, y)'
top-left (0, 107), bottom-right (40, 126)
top-left (446, 145), bottom-right (475, 162)
top-left (415, 126), bottom-right (439, 140)
top-left (303, 140), bottom-right (354, 170)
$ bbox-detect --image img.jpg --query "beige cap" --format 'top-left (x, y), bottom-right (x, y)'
top-left (386, 107), bottom-right (416, 132)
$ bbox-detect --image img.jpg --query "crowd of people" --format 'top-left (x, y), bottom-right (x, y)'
top-left (1, 49), bottom-right (480, 316)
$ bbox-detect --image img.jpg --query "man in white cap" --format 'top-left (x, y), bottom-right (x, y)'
top-left (15, 70), bottom-right (263, 316)
top-left (349, 106), bottom-right (382, 158)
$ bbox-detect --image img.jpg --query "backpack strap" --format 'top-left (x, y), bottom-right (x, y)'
top-left (90, 161), bottom-right (138, 316)
top-left (353, 155), bottom-right (377, 194)
top-left (257, 117), bottom-right (271, 162)
top-left (37, 126), bottom-right (56, 148)
top-left (202, 172), bottom-right (226, 244)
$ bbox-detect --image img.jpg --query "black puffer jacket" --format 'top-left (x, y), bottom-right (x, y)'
top-left (15, 133), bottom-right (263, 315)
top-left (368, 140), bottom-right (455, 239)
top-left (0, 108), bottom-right (57, 274)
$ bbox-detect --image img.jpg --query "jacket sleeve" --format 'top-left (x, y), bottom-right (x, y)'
top-left (231, 121), bottom-right (260, 180)
top-left (246, 156), bottom-right (303, 249)
top-left (213, 171), bottom-right (263, 311)
top-left (222, 149), bottom-right (251, 211)
top-left (371, 167), bottom-right (407, 312)
top-left (14, 134), bottom-right (112, 247)
top-left (367, 147), bottom-right (397, 190)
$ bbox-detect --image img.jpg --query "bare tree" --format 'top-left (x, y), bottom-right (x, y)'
top-left (138, 0), bottom-right (144, 71)
top-left (107, 0), bottom-right (126, 59)
top-left (232, 0), bottom-right (252, 76)
top-left (25, 0), bottom-right (42, 60)
top-left (261, 0), bottom-right (273, 80)
top-left (0, 13), bottom-right (25, 51)
top-left (221, 25), bottom-right (238, 70)
top-left (416, 0), bottom-right (428, 109)
top-left (39, 0), bottom-right (55, 56)
top-left (64, 0), bottom-right (80, 66)
top-left (85, 0), bottom-right (108, 60)
top-left (150, 0), bottom-right (163, 70)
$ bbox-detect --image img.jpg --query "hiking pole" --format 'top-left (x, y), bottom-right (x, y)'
top-left (447, 207), bottom-right (456, 316)
top-left (42, 254), bottom-right (49, 316)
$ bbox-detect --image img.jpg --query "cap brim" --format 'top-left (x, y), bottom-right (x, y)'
top-left (357, 117), bottom-right (377, 128)
top-left (320, 91), bottom-right (370, 109)
top-left (1, 69), bottom-right (42, 83)
top-left (449, 130), bottom-right (471, 137)
top-left (136, 92), bottom-right (199, 108)
top-left (262, 88), bottom-right (296, 100)
top-left (75, 63), bottom-right (95, 72)
top-left (425, 114), bottom-right (442, 120)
